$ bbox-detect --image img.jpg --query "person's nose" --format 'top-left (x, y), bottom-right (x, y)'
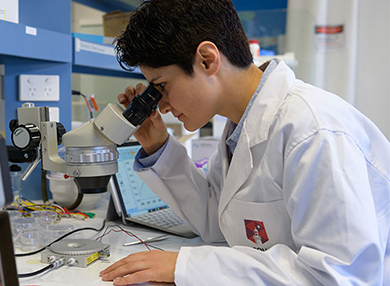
top-left (158, 97), bottom-right (171, 114)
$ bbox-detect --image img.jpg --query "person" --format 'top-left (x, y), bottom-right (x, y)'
top-left (100, 0), bottom-right (390, 285)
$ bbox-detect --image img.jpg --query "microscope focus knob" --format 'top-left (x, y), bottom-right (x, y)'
top-left (11, 124), bottom-right (41, 150)
top-left (9, 119), bottom-right (19, 132)
top-left (56, 122), bottom-right (66, 145)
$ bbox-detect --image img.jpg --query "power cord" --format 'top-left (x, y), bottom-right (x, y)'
top-left (18, 257), bottom-right (66, 278)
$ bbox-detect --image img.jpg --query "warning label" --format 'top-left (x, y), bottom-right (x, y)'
top-left (315, 26), bottom-right (343, 34)
top-left (315, 25), bottom-right (344, 50)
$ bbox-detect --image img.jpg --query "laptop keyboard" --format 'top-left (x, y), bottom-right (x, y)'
top-left (132, 208), bottom-right (184, 228)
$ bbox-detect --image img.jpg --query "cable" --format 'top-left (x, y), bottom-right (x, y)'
top-left (15, 220), bottom-right (106, 257)
top-left (97, 224), bottom-right (164, 251)
top-left (9, 197), bottom-right (64, 217)
top-left (15, 219), bottom-right (163, 257)
top-left (72, 90), bottom-right (94, 119)
top-left (18, 257), bottom-right (66, 278)
top-left (18, 264), bottom-right (52, 278)
top-left (99, 224), bottom-right (151, 250)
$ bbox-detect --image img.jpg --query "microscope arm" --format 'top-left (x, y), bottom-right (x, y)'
top-left (40, 122), bottom-right (67, 174)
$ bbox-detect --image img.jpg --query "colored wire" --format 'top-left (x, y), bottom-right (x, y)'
top-left (97, 227), bottom-right (150, 251)
top-left (97, 224), bottom-right (164, 251)
top-left (9, 197), bottom-right (63, 216)
top-left (8, 198), bottom-right (94, 221)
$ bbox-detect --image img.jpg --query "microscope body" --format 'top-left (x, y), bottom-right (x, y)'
top-left (10, 84), bottom-right (163, 194)
top-left (12, 103), bottom-right (137, 193)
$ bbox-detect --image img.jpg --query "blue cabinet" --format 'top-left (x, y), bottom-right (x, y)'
top-left (1, 1), bottom-right (146, 142)
top-left (0, 0), bottom-right (74, 199)
top-left (0, 0), bottom-right (143, 199)
top-left (0, 21), bottom-right (71, 62)
top-left (1, 1), bottom-right (73, 142)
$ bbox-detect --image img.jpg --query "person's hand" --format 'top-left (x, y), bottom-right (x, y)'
top-left (118, 83), bottom-right (169, 155)
top-left (100, 250), bottom-right (178, 285)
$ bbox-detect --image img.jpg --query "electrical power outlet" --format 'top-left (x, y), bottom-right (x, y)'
top-left (19, 74), bottom-right (60, 101)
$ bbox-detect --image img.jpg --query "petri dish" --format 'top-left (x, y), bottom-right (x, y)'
top-left (48, 224), bottom-right (74, 239)
top-left (31, 210), bottom-right (58, 229)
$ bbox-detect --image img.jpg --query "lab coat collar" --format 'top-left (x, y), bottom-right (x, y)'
top-left (218, 60), bottom-right (296, 217)
top-left (244, 60), bottom-right (296, 147)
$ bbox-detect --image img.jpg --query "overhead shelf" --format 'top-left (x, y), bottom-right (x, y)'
top-left (72, 0), bottom-right (141, 13)
top-left (72, 37), bottom-right (144, 78)
top-left (72, 0), bottom-right (287, 12)
top-left (0, 20), bottom-right (72, 63)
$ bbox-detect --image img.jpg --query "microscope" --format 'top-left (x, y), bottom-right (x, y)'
top-left (9, 85), bottom-right (162, 194)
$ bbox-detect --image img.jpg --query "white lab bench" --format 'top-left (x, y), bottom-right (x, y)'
top-left (15, 193), bottom-right (221, 286)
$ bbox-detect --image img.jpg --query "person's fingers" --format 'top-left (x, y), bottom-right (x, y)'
top-left (135, 83), bottom-right (147, 95)
top-left (100, 260), bottom-right (126, 278)
top-left (117, 93), bottom-right (128, 104)
top-left (148, 110), bottom-right (168, 134)
top-left (124, 85), bottom-right (136, 97)
top-left (118, 85), bottom-right (140, 108)
top-left (113, 270), bottom-right (156, 285)
top-left (148, 110), bottom-right (162, 124)
top-left (100, 252), bottom-right (148, 278)
top-left (101, 260), bottom-right (148, 282)
top-left (101, 251), bottom-right (177, 285)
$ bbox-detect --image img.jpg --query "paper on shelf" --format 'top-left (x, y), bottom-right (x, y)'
top-left (0, 0), bottom-right (19, 24)
top-left (75, 38), bottom-right (115, 57)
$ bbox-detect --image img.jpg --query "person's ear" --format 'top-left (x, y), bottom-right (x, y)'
top-left (195, 41), bottom-right (220, 75)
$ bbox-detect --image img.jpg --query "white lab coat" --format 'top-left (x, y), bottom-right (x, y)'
top-left (137, 61), bottom-right (390, 285)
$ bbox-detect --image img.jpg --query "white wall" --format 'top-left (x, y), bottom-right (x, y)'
top-left (355, 0), bottom-right (390, 139)
top-left (286, 0), bottom-right (390, 139)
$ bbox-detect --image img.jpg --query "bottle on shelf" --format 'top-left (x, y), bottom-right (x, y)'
top-left (249, 39), bottom-right (261, 66)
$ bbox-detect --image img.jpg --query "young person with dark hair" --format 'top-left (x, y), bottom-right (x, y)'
top-left (100, 0), bottom-right (390, 285)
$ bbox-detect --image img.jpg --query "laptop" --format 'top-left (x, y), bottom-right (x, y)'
top-left (108, 141), bottom-right (197, 238)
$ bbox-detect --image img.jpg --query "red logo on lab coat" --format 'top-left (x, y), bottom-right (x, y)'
top-left (245, 219), bottom-right (269, 245)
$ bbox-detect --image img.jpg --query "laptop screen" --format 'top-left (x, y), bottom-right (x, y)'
top-left (113, 142), bottom-right (167, 218)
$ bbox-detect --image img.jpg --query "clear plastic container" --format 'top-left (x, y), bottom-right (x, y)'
top-left (7, 210), bottom-right (22, 221)
top-left (13, 217), bottom-right (37, 242)
top-left (48, 224), bottom-right (74, 239)
top-left (31, 210), bottom-right (57, 229)
top-left (20, 230), bottom-right (49, 252)
top-left (13, 217), bottom-right (36, 232)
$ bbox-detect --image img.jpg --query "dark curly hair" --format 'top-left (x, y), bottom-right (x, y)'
top-left (115, 0), bottom-right (253, 75)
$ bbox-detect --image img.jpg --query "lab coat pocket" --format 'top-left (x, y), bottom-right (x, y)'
top-left (222, 198), bottom-right (295, 251)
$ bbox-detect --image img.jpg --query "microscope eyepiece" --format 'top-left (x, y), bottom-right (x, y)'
top-left (122, 84), bottom-right (163, 126)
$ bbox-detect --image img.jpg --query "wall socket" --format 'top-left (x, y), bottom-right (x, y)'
top-left (19, 74), bottom-right (60, 101)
